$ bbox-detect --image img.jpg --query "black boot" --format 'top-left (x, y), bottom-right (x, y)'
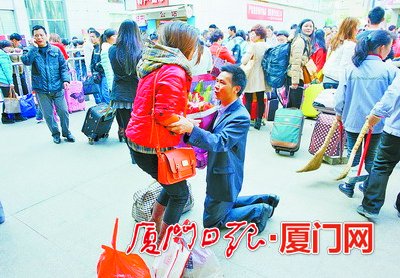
top-left (1, 113), bottom-right (14, 124)
top-left (254, 118), bottom-right (262, 130)
top-left (14, 113), bottom-right (27, 122)
top-left (118, 127), bottom-right (126, 143)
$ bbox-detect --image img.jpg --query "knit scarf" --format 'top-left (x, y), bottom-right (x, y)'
top-left (136, 42), bottom-right (192, 79)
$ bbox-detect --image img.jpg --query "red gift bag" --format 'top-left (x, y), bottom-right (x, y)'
top-left (97, 218), bottom-right (151, 278)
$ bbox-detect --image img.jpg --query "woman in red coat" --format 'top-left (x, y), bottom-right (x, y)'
top-left (125, 21), bottom-right (198, 244)
top-left (310, 29), bottom-right (327, 72)
top-left (209, 29), bottom-right (236, 64)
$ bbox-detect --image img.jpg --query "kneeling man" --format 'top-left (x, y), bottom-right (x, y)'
top-left (168, 65), bottom-right (279, 233)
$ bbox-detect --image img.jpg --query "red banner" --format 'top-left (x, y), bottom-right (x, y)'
top-left (136, 0), bottom-right (169, 10)
top-left (247, 3), bottom-right (283, 22)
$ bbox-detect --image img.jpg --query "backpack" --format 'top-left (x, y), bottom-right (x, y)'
top-left (232, 43), bottom-right (242, 64)
top-left (261, 42), bottom-right (291, 88)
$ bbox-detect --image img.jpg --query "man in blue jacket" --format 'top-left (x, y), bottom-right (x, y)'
top-left (22, 25), bottom-right (74, 144)
top-left (168, 65), bottom-right (279, 234)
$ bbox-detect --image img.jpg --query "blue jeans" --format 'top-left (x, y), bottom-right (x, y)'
top-left (93, 76), bottom-right (110, 104)
top-left (131, 150), bottom-right (189, 225)
top-left (362, 132), bottom-right (400, 213)
top-left (345, 131), bottom-right (381, 186)
top-left (203, 194), bottom-right (271, 229)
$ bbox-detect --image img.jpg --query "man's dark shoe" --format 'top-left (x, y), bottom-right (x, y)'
top-left (53, 135), bottom-right (61, 144)
top-left (357, 205), bottom-right (378, 220)
top-left (65, 134), bottom-right (75, 143)
top-left (256, 204), bottom-right (273, 234)
top-left (254, 118), bottom-right (262, 130)
top-left (339, 183), bottom-right (355, 198)
top-left (265, 195), bottom-right (280, 218)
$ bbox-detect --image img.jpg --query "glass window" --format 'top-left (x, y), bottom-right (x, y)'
top-left (44, 0), bottom-right (64, 20)
top-left (25, 0), bottom-right (44, 19)
top-left (0, 10), bottom-right (18, 34)
top-left (30, 19), bottom-right (46, 27)
top-left (48, 20), bottom-right (67, 38)
top-left (25, 0), bottom-right (68, 38)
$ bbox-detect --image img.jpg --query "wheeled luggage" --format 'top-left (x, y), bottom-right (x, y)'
top-left (309, 113), bottom-right (347, 164)
top-left (313, 88), bottom-right (336, 115)
top-left (82, 103), bottom-right (115, 144)
top-left (270, 108), bottom-right (304, 156)
top-left (64, 81), bottom-right (86, 113)
top-left (301, 83), bottom-right (323, 118)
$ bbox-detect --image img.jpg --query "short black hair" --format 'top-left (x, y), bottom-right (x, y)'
top-left (228, 26), bottom-right (236, 33)
top-left (9, 33), bottom-right (22, 41)
top-left (87, 27), bottom-right (96, 33)
top-left (236, 30), bottom-right (246, 40)
top-left (368, 6), bottom-right (385, 25)
top-left (0, 40), bottom-right (13, 49)
top-left (220, 64), bottom-right (247, 96)
top-left (90, 30), bottom-right (101, 38)
top-left (276, 30), bottom-right (289, 38)
top-left (209, 24), bottom-right (217, 29)
top-left (31, 25), bottom-right (47, 36)
top-left (210, 30), bottom-right (224, 43)
top-left (61, 38), bottom-right (69, 46)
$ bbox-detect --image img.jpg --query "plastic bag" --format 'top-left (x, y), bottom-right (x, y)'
top-left (97, 218), bottom-right (151, 278)
top-left (179, 219), bottom-right (223, 278)
top-left (152, 237), bottom-right (190, 278)
top-left (20, 93), bottom-right (37, 118)
top-left (182, 246), bottom-right (223, 278)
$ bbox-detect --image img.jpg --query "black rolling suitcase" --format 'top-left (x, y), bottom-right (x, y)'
top-left (82, 103), bottom-right (115, 144)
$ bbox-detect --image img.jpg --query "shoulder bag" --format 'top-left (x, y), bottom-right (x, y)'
top-left (151, 72), bottom-right (196, 185)
top-left (4, 87), bottom-right (21, 114)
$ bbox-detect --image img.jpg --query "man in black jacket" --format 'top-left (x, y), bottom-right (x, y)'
top-left (22, 25), bottom-right (74, 144)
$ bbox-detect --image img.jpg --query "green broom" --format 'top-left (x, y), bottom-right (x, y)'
top-left (297, 119), bottom-right (338, 173)
top-left (335, 120), bottom-right (370, 180)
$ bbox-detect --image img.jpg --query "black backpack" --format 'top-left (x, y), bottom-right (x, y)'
top-left (261, 42), bottom-right (291, 88)
top-left (232, 43), bottom-right (242, 64)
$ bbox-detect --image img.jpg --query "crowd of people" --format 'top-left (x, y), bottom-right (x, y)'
top-left (1, 7), bottom-right (400, 239)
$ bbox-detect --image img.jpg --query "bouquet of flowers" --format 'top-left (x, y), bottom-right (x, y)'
top-left (187, 78), bottom-right (217, 130)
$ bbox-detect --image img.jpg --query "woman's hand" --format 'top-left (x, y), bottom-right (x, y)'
top-left (367, 114), bottom-right (381, 129)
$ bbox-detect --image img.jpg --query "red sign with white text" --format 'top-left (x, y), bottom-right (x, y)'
top-left (136, 0), bottom-right (169, 10)
top-left (247, 3), bottom-right (283, 22)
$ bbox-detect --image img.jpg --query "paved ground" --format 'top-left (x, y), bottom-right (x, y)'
top-left (1, 101), bottom-right (400, 277)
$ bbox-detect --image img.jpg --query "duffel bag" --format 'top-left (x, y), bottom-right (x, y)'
top-left (132, 181), bottom-right (194, 222)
